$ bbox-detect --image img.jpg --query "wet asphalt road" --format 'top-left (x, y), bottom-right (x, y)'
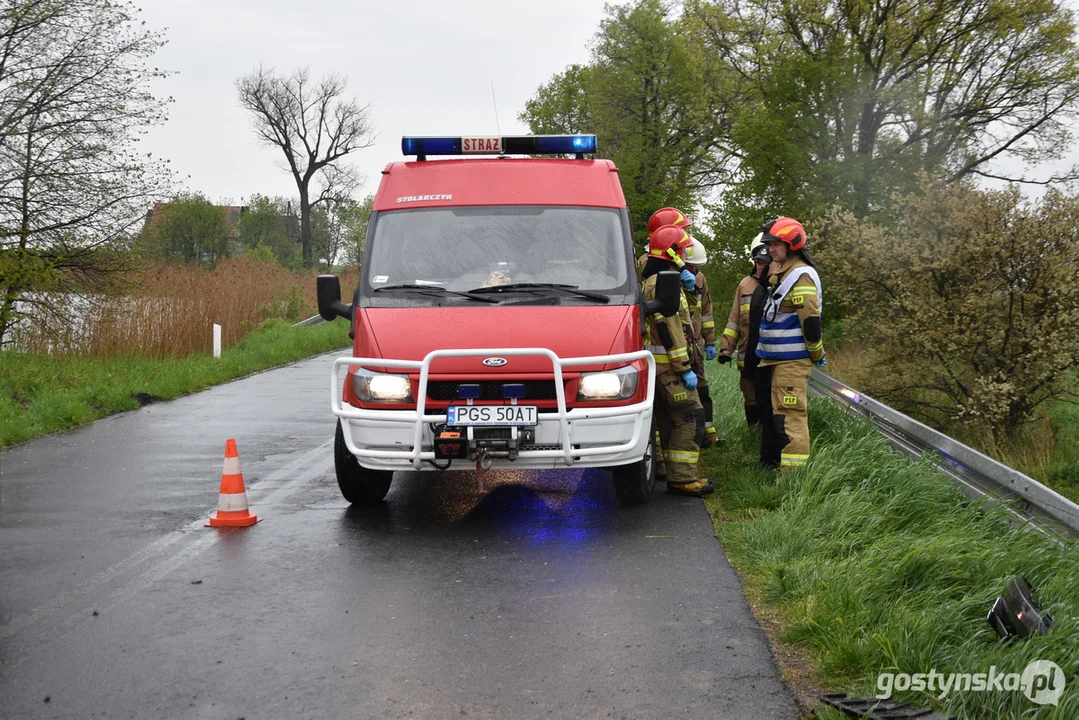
top-left (0, 352), bottom-right (799, 719)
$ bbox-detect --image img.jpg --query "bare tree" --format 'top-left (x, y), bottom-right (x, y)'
top-left (237, 66), bottom-right (372, 267)
top-left (0, 0), bottom-right (173, 347)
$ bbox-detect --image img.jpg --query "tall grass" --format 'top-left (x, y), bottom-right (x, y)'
top-left (0, 318), bottom-right (353, 447)
top-left (700, 363), bottom-right (1079, 719)
top-left (16, 257), bottom-right (359, 358)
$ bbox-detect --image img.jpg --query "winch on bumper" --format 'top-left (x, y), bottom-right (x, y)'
top-left (330, 348), bottom-right (655, 471)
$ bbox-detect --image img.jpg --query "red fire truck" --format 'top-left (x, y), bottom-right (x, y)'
top-left (317, 134), bottom-right (680, 506)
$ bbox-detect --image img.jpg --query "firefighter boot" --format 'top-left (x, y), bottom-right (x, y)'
top-left (667, 478), bottom-right (715, 497)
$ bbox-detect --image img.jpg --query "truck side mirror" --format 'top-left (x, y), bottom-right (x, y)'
top-left (642, 270), bottom-right (681, 317)
top-left (317, 274), bottom-right (353, 322)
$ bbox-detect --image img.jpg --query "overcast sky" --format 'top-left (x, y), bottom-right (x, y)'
top-left (138, 0), bottom-right (1079, 205)
top-left (138, 0), bottom-right (610, 205)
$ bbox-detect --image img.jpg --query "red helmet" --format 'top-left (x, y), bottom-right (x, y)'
top-left (647, 207), bottom-right (692, 236)
top-left (762, 217), bottom-right (807, 251)
top-left (648, 224), bottom-right (692, 264)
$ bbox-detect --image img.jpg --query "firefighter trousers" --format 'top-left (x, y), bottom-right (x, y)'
top-left (697, 373), bottom-right (717, 445)
top-left (739, 373), bottom-right (757, 426)
top-left (755, 359), bottom-right (812, 470)
top-left (653, 369), bottom-right (703, 485)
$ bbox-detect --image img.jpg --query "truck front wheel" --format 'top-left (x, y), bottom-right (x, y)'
top-left (334, 419), bottom-right (393, 504)
top-left (610, 422), bottom-right (656, 505)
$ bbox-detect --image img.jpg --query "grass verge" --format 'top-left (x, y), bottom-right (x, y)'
top-left (699, 362), bottom-right (1079, 719)
top-left (0, 318), bottom-right (351, 448)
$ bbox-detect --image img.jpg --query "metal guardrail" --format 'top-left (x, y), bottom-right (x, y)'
top-left (809, 369), bottom-right (1079, 541)
top-left (292, 314), bottom-right (326, 327)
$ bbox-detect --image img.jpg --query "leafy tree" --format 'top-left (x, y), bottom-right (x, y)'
top-left (0, 0), bottom-right (172, 347)
top-left (685, 0), bottom-right (1079, 221)
top-left (343, 194), bottom-right (373, 265)
top-left (815, 181), bottom-right (1079, 440)
top-left (521, 0), bottom-right (736, 240)
top-left (311, 194), bottom-right (372, 270)
top-left (237, 66), bottom-right (373, 267)
top-left (145, 194), bottom-right (232, 265)
top-left (238, 194), bottom-right (299, 267)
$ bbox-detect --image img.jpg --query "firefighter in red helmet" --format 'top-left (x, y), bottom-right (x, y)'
top-left (641, 225), bottom-right (713, 497)
top-left (753, 217), bottom-right (825, 471)
top-left (638, 207), bottom-right (692, 281)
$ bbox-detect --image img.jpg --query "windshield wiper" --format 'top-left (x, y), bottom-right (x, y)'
top-left (465, 282), bottom-right (609, 303)
top-left (373, 284), bottom-right (499, 303)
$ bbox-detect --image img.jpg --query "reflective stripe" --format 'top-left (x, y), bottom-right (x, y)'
top-left (222, 457), bottom-right (241, 475)
top-left (788, 287), bottom-right (817, 297)
top-left (741, 294), bottom-right (753, 303)
top-left (737, 350), bottom-right (746, 360)
top-left (737, 360), bottom-right (745, 369)
top-left (647, 343), bottom-right (671, 363)
top-left (701, 320), bottom-right (715, 330)
top-left (665, 449), bottom-right (699, 464)
top-left (722, 328), bottom-right (738, 339)
top-left (700, 314), bottom-right (714, 323)
top-left (739, 303), bottom-right (750, 312)
top-left (763, 311), bottom-right (800, 327)
top-left (669, 347), bottom-right (689, 360)
top-left (758, 342), bottom-right (808, 358)
top-left (780, 453), bottom-right (809, 468)
top-left (806, 339), bottom-right (824, 352)
top-left (217, 492), bottom-right (250, 512)
top-left (725, 322), bottom-right (739, 331)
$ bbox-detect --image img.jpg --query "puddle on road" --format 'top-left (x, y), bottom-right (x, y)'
top-left (333, 468), bottom-right (625, 547)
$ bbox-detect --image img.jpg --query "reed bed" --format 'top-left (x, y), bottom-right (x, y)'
top-left (15, 258), bottom-right (360, 358)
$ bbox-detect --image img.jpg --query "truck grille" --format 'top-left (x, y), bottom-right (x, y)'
top-left (426, 380), bottom-right (558, 401)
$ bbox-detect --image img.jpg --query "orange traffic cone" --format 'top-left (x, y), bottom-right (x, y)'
top-left (207, 439), bottom-right (259, 527)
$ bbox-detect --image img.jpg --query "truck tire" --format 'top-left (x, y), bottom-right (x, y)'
top-left (610, 421), bottom-right (656, 505)
top-left (334, 419), bottom-right (393, 504)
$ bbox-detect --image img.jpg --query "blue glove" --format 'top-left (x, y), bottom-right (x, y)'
top-left (679, 269), bottom-right (696, 292)
top-left (814, 356), bottom-right (827, 367)
top-left (705, 344), bottom-right (716, 361)
top-left (680, 369), bottom-right (698, 390)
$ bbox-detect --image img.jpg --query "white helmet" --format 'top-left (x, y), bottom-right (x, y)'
top-left (748, 232), bottom-right (769, 262)
top-left (683, 237), bottom-right (708, 266)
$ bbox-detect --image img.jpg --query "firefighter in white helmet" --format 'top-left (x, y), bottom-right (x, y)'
top-left (717, 233), bottom-right (774, 425)
top-left (682, 237), bottom-right (720, 447)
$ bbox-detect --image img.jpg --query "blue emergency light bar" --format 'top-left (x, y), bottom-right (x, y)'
top-left (401, 134), bottom-right (597, 159)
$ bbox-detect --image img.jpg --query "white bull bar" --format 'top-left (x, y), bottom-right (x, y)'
top-left (331, 348), bottom-right (655, 469)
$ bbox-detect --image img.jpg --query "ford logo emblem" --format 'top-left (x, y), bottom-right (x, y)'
top-left (482, 357), bottom-right (508, 367)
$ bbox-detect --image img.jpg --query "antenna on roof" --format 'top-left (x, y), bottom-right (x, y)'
top-left (491, 82), bottom-right (502, 137)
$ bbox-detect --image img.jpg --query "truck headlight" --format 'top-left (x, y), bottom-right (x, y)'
top-left (352, 369), bottom-right (413, 402)
top-left (576, 366), bottom-right (639, 401)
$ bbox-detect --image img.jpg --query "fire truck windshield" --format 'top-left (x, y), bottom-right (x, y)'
top-left (361, 206), bottom-right (632, 304)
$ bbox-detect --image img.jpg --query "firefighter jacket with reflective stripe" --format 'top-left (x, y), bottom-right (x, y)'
top-left (643, 274), bottom-right (693, 373)
top-left (687, 271), bottom-right (716, 346)
top-left (757, 258), bottom-right (824, 365)
top-left (719, 275), bottom-right (761, 366)
top-left (636, 252), bottom-right (648, 282)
